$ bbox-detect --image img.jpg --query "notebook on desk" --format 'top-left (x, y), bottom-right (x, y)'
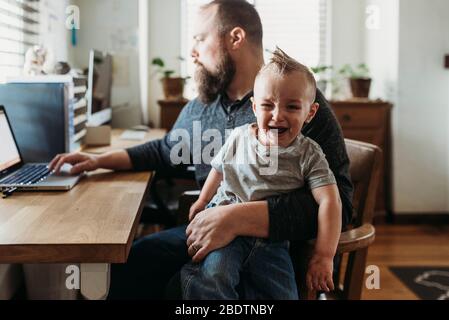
top-left (0, 106), bottom-right (82, 192)
top-left (120, 130), bottom-right (147, 141)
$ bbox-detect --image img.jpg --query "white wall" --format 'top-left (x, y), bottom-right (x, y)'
top-left (331, 0), bottom-right (366, 69)
top-left (331, 0), bottom-right (449, 213)
top-left (394, 0), bottom-right (449, 212)
top-left (363, 0), bottom-right (400, 212)
top-left (331, 0), bottom-right (366, 99)
top-left (70, 0), bottom-right (142, 128)
top-left (40, 0), bottom-right (70, 62)
top-left (147, 0), bottom-right (182, 128)
top-left (139, 0), bottom-right (149, 125)
top-left (364, 0), bottom-right (399, 102)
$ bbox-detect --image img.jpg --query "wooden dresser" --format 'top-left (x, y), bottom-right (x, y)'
top-left (158, 99), bottom-right (189, 130)
top-left (331, 99), bottom-right (393, 220)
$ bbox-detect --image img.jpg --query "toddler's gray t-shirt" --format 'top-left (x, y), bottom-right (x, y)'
top-left (210, 123), bottom-right (336, 206)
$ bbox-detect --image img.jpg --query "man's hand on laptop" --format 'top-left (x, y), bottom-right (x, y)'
top-left (49, 153), bottom-right (99, 175)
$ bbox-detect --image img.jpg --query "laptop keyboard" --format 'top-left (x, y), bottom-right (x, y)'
top-left (0, 164), bottom-right (51, 186)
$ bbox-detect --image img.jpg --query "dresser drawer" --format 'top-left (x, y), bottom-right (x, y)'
top-left (331, 100), bottom-right (392, 218)
top-left (334, 107), bottom-right (385, 129)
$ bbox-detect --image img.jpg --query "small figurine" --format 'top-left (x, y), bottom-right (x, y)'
top-left (23, 45), bottom-right (55, 76)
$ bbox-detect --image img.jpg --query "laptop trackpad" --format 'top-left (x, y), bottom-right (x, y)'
top-left (54, 163), bottom-right (76, 176)
top-left (35, 164), bottom-right (82, 189)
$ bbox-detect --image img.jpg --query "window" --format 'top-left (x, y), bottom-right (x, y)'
top-left (0, 0), bottom-right (41, 83)
top-left (181, 0), bottom-right (330, 98)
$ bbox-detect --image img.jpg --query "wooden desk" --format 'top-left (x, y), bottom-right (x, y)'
top-left (0, 128), bottom-right (166, 299)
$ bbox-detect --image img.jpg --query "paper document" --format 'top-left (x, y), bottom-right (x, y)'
top-left (120, 130), bottom-right (146, 141)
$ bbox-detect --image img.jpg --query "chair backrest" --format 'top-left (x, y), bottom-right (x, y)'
top-left (336, 139), bottom-right (382, 300)
top-left (345, 139), bottom-right (382, 226)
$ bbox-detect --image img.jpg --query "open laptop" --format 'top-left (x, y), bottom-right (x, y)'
top-left (0, 105), bottom-right (82, 192)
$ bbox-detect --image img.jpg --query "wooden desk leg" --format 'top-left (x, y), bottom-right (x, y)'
top-left (80, 263), bottom-right (110, 300)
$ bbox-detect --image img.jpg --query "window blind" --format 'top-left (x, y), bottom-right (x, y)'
top-left (181, 0), bottom-right (330, 99)
top-left (0, 0), bottom-right (40, 82)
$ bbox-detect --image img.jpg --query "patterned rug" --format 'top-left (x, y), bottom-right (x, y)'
top-left (389, 267), bottom-right (449, 300)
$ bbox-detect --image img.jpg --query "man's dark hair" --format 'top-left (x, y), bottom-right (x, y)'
top-left (201, 0), bottom-right (263, 48)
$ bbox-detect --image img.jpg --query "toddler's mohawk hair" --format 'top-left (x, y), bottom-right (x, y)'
top-left (258, 47), bottom-right (317, 101)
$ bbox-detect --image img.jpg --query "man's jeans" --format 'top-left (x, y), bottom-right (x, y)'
top-left (108, 225), bottom-right (298, 300)
top-left (108, 225), bottom-right (190, 299)
top-left (181, 237), bottom-right (299, 300)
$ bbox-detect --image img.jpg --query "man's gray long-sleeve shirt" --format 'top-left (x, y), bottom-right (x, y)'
top-left (127, 90), bottom-right (353, 241)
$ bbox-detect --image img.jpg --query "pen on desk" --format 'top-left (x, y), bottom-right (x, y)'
top-left (2, 187), bottom-right (17, 199)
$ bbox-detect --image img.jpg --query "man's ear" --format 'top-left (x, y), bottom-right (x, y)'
top-left (228, 27), bottom-right (246, 49)
top-left (306, 102), bottom-right (319, 123)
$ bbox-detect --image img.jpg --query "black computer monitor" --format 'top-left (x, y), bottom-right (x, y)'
top-left (87, 49), bottom-right (112, 126)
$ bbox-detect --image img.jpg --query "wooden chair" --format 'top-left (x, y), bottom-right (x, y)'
top-left (177, 139), bottom-right (382, 300)
top-left (295, 139), bottom-right (382, 300)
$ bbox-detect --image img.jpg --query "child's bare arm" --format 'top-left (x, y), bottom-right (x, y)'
top-left (306, 184), bottom-right (342, 292)
top-left (189, 168), bottom-right (223, 221)
top-left (312, 184), bottom-right (342, 257)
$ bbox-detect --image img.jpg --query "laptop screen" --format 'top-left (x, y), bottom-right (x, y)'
top-left (0, 109), bottom-right (21, 172)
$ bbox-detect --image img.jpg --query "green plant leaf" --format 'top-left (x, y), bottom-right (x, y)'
top-left (152, 58), bottom-right (165, 68)
top-left (164, 70), bottom-right (175, 78)
top-left (311, 65), bottom-right (333, 74)
top-left (338, 63), bottom-right (370, 79)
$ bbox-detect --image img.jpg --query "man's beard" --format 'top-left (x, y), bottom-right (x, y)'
top-left (194, 48), bottom-right (236, 104)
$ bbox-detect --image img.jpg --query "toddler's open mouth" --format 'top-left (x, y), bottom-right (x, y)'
top-left (268, 126), bottom-right (289, 135)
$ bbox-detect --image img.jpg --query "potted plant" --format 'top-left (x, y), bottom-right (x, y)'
top-left (311, 65), bottom-right (333, 94)
top-left (339, 63), bottom-right (372, 98)
top-left (152, 57), bottom-right (189, 100)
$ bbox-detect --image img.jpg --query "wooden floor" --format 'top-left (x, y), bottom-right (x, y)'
top-left (359, 224), bottom-right (449, 300)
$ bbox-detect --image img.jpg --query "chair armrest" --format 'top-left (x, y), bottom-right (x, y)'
top-left (306, 223), bottom-right (375, 254)
top-left (336, 224), bottom-right (375, 254)
top-left (177, 190), bottom-right (201, 225)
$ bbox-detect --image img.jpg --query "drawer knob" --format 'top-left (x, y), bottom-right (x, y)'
top-left (342, 114), bottom-right (352, 122)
